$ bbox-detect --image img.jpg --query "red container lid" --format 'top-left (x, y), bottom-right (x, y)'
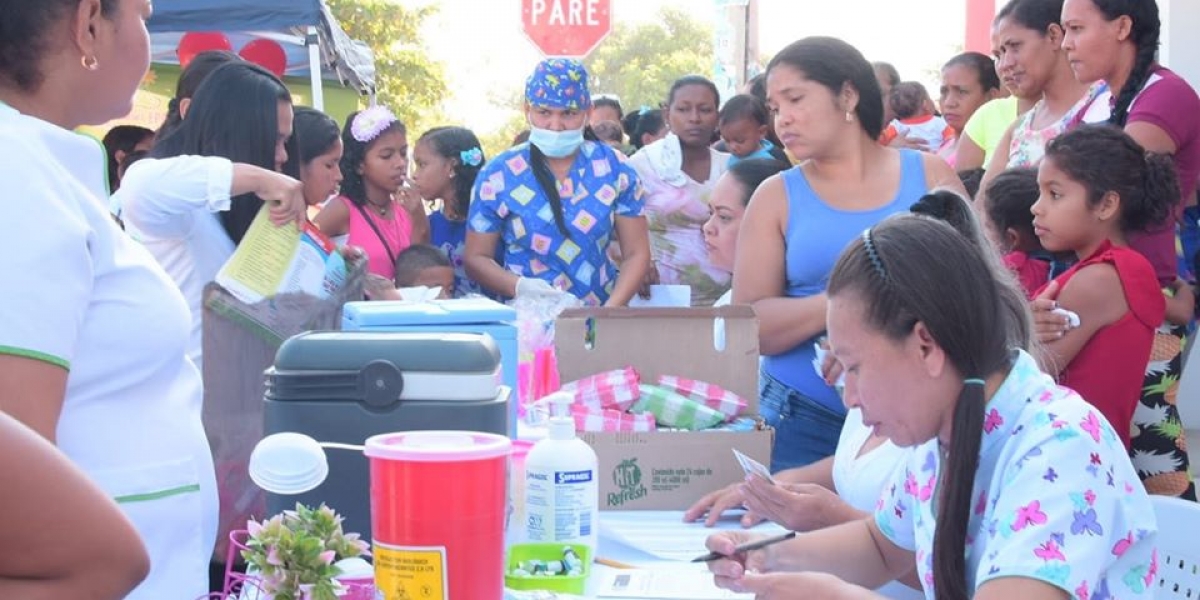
top-left (364, 431), bottom-right (511, 462)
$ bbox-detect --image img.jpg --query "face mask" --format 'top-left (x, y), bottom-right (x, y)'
top-left (528, 126), bottom-right (585, 158)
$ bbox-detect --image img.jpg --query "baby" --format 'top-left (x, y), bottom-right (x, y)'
top-left (365, 244), bottom-right (456, 301)
top-left (983, 167), bottom-right (1050, 299)
top-left (880, 81), bottom-right (954, 152)
top-left (718, 94), bottom-right (786, 165)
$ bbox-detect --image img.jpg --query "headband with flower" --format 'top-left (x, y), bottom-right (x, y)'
top-left (459, 147), bottom-right (483, 167)
top-left (350, 105), bottom-right (399, 143)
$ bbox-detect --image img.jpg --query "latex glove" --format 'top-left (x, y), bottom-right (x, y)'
top-left (516, 277), bottom-right (564, 299)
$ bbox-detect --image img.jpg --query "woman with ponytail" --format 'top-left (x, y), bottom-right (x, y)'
top-left (1061, 0), bottom-right (1200, 287)
top-left (465, 59), bottom-right (651, 306)
top-left (410, 126), bottom-right (487, 297)
top-left (703, 214), bottom-right (1156, 600)
top-left (1060, 0), bottom-right (1200, 499)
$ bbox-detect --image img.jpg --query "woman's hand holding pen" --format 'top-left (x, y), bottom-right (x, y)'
top-left (704, 531), bottom-right (773, 587)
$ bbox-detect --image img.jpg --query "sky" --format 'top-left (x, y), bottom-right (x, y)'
top-left (414, 0), bottom-right (968, 134)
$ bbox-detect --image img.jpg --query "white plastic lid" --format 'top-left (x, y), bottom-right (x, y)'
top-left (248, 432), bottom-right (330, 495)
top-left (363, 430), bottom-right (511, 462)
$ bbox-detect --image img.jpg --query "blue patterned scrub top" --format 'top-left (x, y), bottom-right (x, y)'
top-left (874, 350), bottom-right (1157, 600)
top-left (469, 140), bottom-right (644, 305)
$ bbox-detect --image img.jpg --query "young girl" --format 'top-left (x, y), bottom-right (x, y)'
top-left (1031, 125), bottom-right (1174, 452)
top-left (984, 167), bottom-right (1050, 298)
top-left (410, 126), bottom-right (487, 297)
top-left (315, 106), bottom-right (429, 280)
top-left (293, 106), bottom-right (343, 209)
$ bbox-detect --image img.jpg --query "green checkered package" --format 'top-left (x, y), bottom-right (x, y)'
top-left (632, 385), bottom-right (726, 431)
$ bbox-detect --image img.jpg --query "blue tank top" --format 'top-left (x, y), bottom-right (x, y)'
top-left (763, 149), bottom-right (928, 413)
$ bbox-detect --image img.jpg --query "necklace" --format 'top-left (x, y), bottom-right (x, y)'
top-left (366, 199), bottom-right (390, 217)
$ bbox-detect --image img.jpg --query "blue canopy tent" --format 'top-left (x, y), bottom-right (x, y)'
top-left (146, 0), bottom-right (375, 109)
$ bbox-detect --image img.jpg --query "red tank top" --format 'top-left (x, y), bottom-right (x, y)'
top-left (1035, 241), bottom-right (1164, 450)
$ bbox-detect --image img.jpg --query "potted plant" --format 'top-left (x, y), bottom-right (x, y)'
top-left (242, 503), bottom-right (371, 600)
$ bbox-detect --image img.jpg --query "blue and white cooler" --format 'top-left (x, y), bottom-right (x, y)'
top-left (342, 297), bottom-right (518, 436)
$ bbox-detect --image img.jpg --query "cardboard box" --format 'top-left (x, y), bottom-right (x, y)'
top-left (555, 306), bottom-right (772, 510)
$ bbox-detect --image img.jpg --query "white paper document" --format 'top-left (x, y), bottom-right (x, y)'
top-left (595, 568), bottom-right (753, 599)
top-left (598, 511), bottom-right (786, 562)
top-left (628, 285), bottom-right (692, 308)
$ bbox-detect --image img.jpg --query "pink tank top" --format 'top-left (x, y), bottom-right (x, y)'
top-left (341, 195), bottom-right (412, 280)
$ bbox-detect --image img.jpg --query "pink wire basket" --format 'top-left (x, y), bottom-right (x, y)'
top-left (195, 530), bottom-right (375, 600)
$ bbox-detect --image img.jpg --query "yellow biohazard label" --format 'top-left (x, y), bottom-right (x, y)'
top-left (373, 543), bottom-right (447, 600)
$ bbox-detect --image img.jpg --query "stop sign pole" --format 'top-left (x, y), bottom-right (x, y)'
top-left (521, 0), bottom-right (612, 58)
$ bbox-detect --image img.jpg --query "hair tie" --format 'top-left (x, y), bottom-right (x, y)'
top-left (459, 147), bottom-right (483, 167)
top-left (963, 378), bottom-right (985, 387)
top-left (350, 105), bottom-right (398, 144)
top-left (861, 229), bottom-right (887, 281)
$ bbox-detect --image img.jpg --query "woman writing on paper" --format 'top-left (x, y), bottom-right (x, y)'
top-left (704, 215), bottom-right (1155, 600)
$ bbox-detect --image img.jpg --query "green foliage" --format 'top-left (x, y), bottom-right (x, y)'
top-left (584, 7), bottom-right (714, 111)
top-left (242, 504), bottom-right (369, 600)
top-left (325, 0), bottom-right (448, 135)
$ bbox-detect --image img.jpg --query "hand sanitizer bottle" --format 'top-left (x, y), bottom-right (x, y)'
top-left (523, 392), bottom-right (599, 553)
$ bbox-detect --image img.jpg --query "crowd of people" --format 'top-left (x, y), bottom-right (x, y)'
top-left (0, 0), bottom-right (1197, 598)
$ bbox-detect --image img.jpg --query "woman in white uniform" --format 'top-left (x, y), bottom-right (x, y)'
top-left (0, 0), bottom-right (218, 597)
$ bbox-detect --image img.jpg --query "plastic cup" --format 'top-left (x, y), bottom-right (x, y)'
top-left (507, 439), bottom-right (536, 545)
top-left (366, 431), bottom-right (511, 600)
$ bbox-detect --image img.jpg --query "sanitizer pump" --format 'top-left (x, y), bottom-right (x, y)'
top-left (523, 392), bottom-right (599, 553)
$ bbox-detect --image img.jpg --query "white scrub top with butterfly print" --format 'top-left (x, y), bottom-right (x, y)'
top-left (874, 350), bottom-right (1157, 600)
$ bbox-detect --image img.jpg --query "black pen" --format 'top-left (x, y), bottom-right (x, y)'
top-left (690, 531), bottom-right (797, 562)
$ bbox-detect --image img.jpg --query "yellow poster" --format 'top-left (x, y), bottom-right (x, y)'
top-left (373, 543), bottom-right (447, 600)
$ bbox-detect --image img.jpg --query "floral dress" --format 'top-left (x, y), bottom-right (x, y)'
top-left (875, 350), bottom-right (1158, 599)
top-left (627, 133), bottom-right (731, 306)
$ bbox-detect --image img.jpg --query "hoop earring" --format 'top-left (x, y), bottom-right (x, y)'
top-left (81, 55), bottom-right (99, 71)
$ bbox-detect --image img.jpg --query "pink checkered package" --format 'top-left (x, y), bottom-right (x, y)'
top-left (559, 366), bottom-right (641, 411)
top-left (570, 404), bottom-right (657, 433)
top-left (656, 375), bottom-right (749, 421)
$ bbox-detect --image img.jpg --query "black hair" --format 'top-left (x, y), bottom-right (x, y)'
top-left (996, 0), bottom-right (1065, 37)
top-left (1044, 124), bottom-right (1178, 234)
top-left (889, 82), bottom-right (931, 121)
top-left (338, 109), bottom-right (407, 209)
top-left (158, 50), bottom-right (241, 138)
top-left (393, 243), bottom-right (453, 287)
top-left (943, 51), bottom-right (1002, 92)
top-left (593, 96), bottom-right (624, 119)
top-left (0, 0), bottom-right (118, 92)
top-left (746, 73), bottom-right (768, 105)
top-left (958, 168), bottom-right (986, 200)
top-left (417, 126), bottom-right (485, 219)
top-left (873, 62), bottom-right (901, 88)
top-left (293, 107), bottom-right (341, 166)
top-left (769, 37), bottom-right (886, 140)
top-left (719, 94), bottom-right (769, 127)
top-left (592, 120), bottom-right (624, 144)
top-left (725, 159), bottom-right (790, 207)
top-left (102, 124), bottom-right (154, 191)
top-left (667, 75), bottom-right (721, 111)
top-left (828, 215), bottom-right (1029, 600)
top-left (623, 109), bottom-right (666, 150)
top-left (528, 144), bottom-right (572, 238)
top-left (119, 148), bottom-right (149, 175)
top-left (152, 61), bottom-right (297, 245)
top-left (1088, 0), bottom-right (1162, 127)
top-left (983, 167), bottom-right (1040, 242)
top-left (911, 190), bottom-right (981, 240)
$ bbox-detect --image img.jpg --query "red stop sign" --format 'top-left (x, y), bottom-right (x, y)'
top-left (522, 0), bottom-right (612, 58)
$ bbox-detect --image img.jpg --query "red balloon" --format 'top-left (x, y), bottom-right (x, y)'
top-left (177, 32), bottom-right (232, 69)
top-left (239, 39), bottom-right (288, 78)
